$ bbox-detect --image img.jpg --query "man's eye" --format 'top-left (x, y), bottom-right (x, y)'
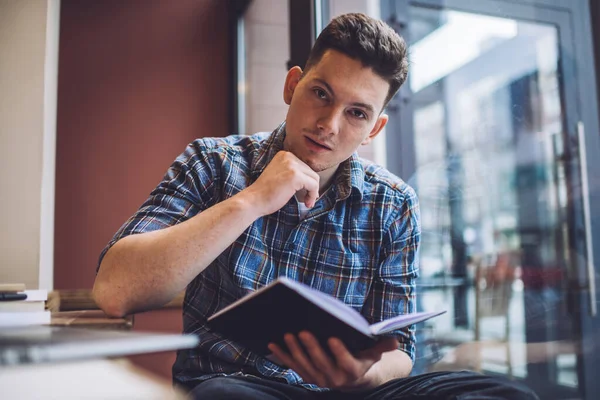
top-left (350, 109), bottom-right (367, 119)
top-left (314, 89), bottom-right (327, 99)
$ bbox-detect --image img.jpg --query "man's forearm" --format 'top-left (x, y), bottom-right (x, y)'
top-left (93, 192), bottom-right (262, 317)
top-left (366, 349), bottom-right (413, 387)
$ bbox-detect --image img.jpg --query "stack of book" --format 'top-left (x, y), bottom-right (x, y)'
top-left (0, 283), bottom-right (50, 327)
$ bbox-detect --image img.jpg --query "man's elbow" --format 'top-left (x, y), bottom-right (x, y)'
top-left (92, 278), bottom-right (129, 318)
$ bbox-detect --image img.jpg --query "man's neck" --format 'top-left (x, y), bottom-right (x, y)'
top-left (317, 166), bottom-right (338, 193)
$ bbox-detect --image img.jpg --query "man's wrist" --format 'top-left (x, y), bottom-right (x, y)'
top-left (231, 189), bottom-right (267, 220)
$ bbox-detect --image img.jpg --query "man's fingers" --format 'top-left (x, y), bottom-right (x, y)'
top-left (296, 163), bottom-right (320, 208)
top-left (284, 151), bottom-right (320, 208)
top-left (298, 332), bottom-right (336, 375)
top-left (294, 174), bottom-right (320, 209)
top-left (267, 343), bottom-right (295, 367)
top-left (283, 333), bottom-right (322, 385)
top-left (304, 186), bottom-right (319, 208)
top-left (269, 341), bottom-right (316, 384)
top-left (249, 150), bottom-right (322, 216)
top-left (328, 338), bottom-right (368, 381)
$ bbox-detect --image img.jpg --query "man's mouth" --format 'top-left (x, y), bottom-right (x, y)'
top-left (305, 136), bottom-right (332, 151)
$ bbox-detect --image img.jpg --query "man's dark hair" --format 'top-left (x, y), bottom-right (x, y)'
top-left (304, 13), bottom-right (409, 109)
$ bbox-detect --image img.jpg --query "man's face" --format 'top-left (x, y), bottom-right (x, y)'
top-left (282, 49), bottom-right (389, 174)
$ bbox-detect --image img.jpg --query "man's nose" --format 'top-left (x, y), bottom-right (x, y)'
top-left (316, 107), bottom-right (342, 135)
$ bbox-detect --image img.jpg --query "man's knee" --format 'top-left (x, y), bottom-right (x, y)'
top-left (443, 371), bottom-right (539, 400)
top-left (189, 377), bottom-right (251, 400)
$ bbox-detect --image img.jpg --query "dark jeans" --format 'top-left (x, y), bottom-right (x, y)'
top-left (188, 371), bottom-right (539, 400)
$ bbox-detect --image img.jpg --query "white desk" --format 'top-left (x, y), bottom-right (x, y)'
top-left (0, 325), bottom-right (198, 399)
top-left (1, 358), bottom-right (186, 399)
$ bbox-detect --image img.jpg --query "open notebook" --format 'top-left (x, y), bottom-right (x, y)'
top-left (208, 277), bottom-right (445, 356)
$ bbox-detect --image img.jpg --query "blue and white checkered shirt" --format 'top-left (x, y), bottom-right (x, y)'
top-left (98, 123), bottom-right (420, 390)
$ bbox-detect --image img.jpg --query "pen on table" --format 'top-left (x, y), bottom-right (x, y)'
top-left (0, 292), bottom-right (28, 301)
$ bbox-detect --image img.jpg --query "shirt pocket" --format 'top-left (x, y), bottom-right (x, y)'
top-left (309, 246), bottom-right (374, 310)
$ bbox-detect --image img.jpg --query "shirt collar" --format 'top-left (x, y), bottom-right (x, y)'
top-left (251, 122), bottom-right (286, 179)
top-left (252, 122), bottom-right (365, 201)
top-left (333, 153), bottom-right (365, 202)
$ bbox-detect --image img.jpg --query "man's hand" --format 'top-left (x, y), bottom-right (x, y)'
top-left (267, 332), bottom-right (399, 391)
top-left (243, 151), bottom-right (320, 216)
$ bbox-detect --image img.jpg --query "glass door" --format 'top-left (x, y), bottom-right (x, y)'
top-left (380, 0), bottom-right (600, 398)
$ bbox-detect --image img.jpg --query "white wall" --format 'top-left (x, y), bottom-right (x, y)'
top-left (243, 0), bottom-right (290, 134)
top-left (0, 0), bottom-right (59, 290)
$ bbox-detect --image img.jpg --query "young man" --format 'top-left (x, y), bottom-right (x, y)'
top-left (94, 13), bottom-right (537, 399)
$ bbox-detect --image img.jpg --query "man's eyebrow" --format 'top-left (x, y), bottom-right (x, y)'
top-left (314, 78), bottom-right (375, 114)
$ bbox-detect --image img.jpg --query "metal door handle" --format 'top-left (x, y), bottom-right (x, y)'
top-left (577, 121), bottom-right (597, 317)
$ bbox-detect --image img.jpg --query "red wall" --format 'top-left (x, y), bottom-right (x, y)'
top-left (55, 0), bottom-right (230, 379)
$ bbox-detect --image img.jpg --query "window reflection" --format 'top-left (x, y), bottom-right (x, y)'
top-left (410, 11), bottom-right (518, 93)
top-left (409, 6), bottom-right (579, 395)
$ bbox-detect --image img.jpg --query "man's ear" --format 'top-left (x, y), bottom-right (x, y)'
top-left (362, 114), bottom-right (389, 145)
top-left (283, 66), bottom-right (303, 105)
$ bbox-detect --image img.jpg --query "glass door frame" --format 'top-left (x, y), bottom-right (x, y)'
top-left (381, 0), bottom-right (600, 397)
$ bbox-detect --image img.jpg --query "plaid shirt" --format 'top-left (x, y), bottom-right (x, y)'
top-left (98, 123), bottom-right (420, 390)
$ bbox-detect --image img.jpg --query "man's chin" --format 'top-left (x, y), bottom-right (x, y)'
top-left (302, 159), bottom-right (330, 173)
top-left (291, 149), bottom-right (334, 172)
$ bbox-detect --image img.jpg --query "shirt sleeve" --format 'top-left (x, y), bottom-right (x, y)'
top-left (361, 186), bottom-right (420, 362)
top-left (97, 140), bottom-right (219, 272)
